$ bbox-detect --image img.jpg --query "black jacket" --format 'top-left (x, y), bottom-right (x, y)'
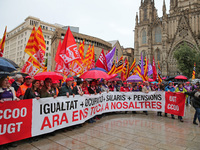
top-left (23, 88), bottom-right (40, 99)
top-left (88, 86), bottom-right (101, 94)
top-left (185, 91), bottom-right (200, 108)
top-left (58, 85), bottom-right (73, 96)
top-left (11, 81), bottom-right (20, 92)
top-left (73, 86), bottom-right (83, 95)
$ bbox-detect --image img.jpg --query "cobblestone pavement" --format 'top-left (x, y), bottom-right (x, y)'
top-left (1, 105), bottom-right (200, 150)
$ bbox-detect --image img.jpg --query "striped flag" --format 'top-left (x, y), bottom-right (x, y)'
top-left (78, 40), bottom-right (84, 61)
top-left (158, 61), bottom-right (162, 83)
top-left (192, 62), bottom-right (196, 80)
top-left (125, 60), bottom-right (129, 80)
top-left (143, 57), bottom-right (148, 81)
top-left (83, 44), bottom-right (92, 71)
top-left (108, 63), bottom-right (117, 75)
top-left (129, 59), bottom-right (136, 76)
top-left (116, 56), bottom-right (123, 73)
top-left (24, 26), bottom-right (46, 68)
top-left (136, 54), bottom-right (144, 80)
top-left (121, 58), bottom-right (128, 81)
top-left (0, 26), bottom-right (7, 57)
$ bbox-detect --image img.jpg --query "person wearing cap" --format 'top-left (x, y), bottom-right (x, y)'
top-left (23, 80), bottom-right (40, 100)
top-left (185, 82), bottom-right (192, 105)
top-left (58, 78), bottom-right (74, 97)
top-left (16, 76), bottom-right (32, 99)
top-left (185, 86), bottom-right (200, 125)
top-left (120, 82), bottom-right (130, 92)
top-left (11, 74), bottom-right (24, 92)
top-left (165, 81), bottom-right (176, 119)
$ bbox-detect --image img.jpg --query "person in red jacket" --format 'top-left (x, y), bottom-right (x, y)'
top-left (120, 82), bottom-right (130, 92)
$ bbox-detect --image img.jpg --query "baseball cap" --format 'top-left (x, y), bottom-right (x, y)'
top-left (25, 76), bottom-right (31, 79)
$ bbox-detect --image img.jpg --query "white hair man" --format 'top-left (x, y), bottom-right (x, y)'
top-left (11, 74), bottom-right (24, 92)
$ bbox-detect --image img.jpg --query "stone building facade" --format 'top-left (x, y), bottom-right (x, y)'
top-left (4, 16), bottom-right (59, 67)
top-left (134, 0), bottom-right (200, 76)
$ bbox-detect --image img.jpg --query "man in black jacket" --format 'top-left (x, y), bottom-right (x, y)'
top-left (58, 78), bottom-right (74, 97)
top-left (185, 87), bottom-right (200, 125)
top-left (11, 74), bottom-right (24, 92)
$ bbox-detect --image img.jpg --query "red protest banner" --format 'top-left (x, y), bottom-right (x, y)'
top-left (0, 99), bottom-right (32, 145)
top-left (165, 92), bottom-right (185, 116)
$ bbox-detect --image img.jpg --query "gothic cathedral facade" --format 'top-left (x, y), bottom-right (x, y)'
top-left (134, 0), bottom-right (200, 76)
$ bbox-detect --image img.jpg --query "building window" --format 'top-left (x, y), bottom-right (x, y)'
top-left (142, 29), bottom-right (147, 44)
top-left (155, 27), bottom-right (162, 43)
top-left (144, 8), bottom-right (147, 21)
top-left (46, 27), bottom-right (48, 30)
top-left (46, 47), bottom-right (49, 50)
top-left (116, 49), bottom-right (118, 56)
top-left (141, 50), bottom-right (146, 59)
top-left (47, 41), bottom-right (49, 45)
top-left (156, 49), bottom-right (161, 61)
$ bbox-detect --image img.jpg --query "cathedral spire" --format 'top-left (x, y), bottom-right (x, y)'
top-left (136, 12), bottom-right (139, 26)
top-left (163, 0), bottom-right (167, 16)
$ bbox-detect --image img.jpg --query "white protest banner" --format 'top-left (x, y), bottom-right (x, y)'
top-left (32, 91), bottom-right (165, 136)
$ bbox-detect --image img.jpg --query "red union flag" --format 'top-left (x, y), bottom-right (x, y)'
top-left (152, 56), bottom-right (157, 81)
top-left (21, 57), bottom-right (40, 76)
top-left (59, 27), bottom-right (80, 65)
top-left (96, 49), bottom-right (108, 71)
top-left (165, 92), bottom-right (185, 116)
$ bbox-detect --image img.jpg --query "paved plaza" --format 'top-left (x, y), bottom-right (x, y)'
top-left (1, 106), bottom-right (200, 150)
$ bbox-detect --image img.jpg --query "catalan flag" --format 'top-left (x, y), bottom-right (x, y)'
top-left (136, 54), bottom-right (144, 80)
top-left (78, 40), bottom-right (84, 61)
top-left (24, 27), bottom-right (36, 57)
top-left (24, 26), bottom-right (46, 68)
top-left (108, 63), bottom-right (117, 75)
top-left (83, 44), bottom-right (92, 71)
top-left (0, 26), bottom-right (7, 57)
top-left (158, 61), bottom-right (162, 83)
top-left (142, 57), bottom-right (149, 81)
top-left (129, 59), bottom-right (136, 76)
top-left (125, 60), bottom-right (129, 80)
top-left (116, 56), bottom-right (123, 73)
top-left (192, 62), bottom-right (196, 80)
top-left (121, 58), bottom-right (128, 81)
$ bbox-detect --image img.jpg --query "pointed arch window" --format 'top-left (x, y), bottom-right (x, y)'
top-left (142, 29), bottom-right (147, 44)
top-left (155, 27), bottom-right (162, 43)
top-left (144, 8), bottom-right (147, 21)
top-left (156, 49), bottom-right (161, 61)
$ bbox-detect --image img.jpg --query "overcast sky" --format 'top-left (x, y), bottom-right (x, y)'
top-left (0, 0), bottom-right (170, 48)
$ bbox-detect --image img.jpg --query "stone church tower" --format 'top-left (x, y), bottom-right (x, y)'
top-left (134, 0), bottom-right (200, 76)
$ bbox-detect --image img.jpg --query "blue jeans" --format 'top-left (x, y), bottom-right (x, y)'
top-left (187, 96), bottom-right (190, 104)
top-left (193, 108), bottom-right (200, 123)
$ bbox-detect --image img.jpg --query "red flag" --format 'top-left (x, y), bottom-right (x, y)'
top-left (55, 40), bottom-right (63, 73)
top-left (121, 58), bottom-right (127, 81)
top-left (96, 49), bottom-right (108, 71)
top-left (59, 27), bottom-right (80, 65)
top-left (152, 56), bottom-right (157, 81)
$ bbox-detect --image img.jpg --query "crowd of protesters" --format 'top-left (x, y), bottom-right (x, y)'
top-left (0, 74), bottom-right (200, 147)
